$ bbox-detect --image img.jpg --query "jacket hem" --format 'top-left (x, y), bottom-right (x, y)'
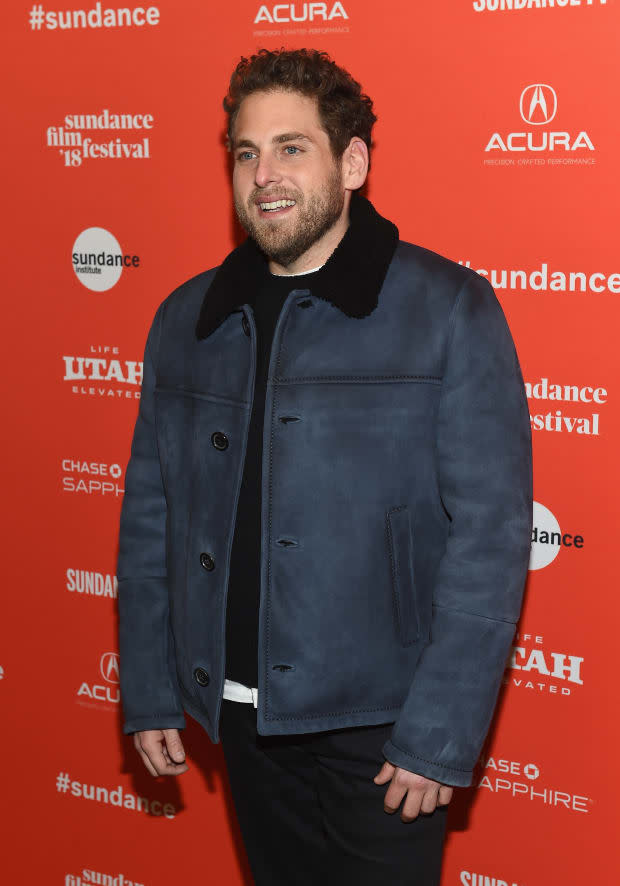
top-left (178, 691), bottom-right (219, 741)
top-left (381, 738), bottom-right (473, 787)
top-left (122, 713), bottom-right (187, 736)
top-left (257, 704), bottom-right (401, 736)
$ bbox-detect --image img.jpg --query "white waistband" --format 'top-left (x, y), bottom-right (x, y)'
top-left (223, 678), bottom-right (258, 707)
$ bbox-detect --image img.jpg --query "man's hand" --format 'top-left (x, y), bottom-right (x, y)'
top-left (373, 761), bottom-right (453, 821)
top-left (133, 728), bottom-right (189, 777)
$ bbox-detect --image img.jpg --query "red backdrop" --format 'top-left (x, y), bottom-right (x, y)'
top-left (3, 1), bottom-right (618, 884)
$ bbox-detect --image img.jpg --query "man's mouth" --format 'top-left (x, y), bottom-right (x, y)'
top-left (257, 199), bottom-right (297, 214)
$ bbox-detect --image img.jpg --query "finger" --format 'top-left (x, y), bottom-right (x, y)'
top-left (140, 735), bottom-right (185, 776)
top-left (420, 786), bottom-right (440, 815)
top-left (161, 745), bottom-right (172, 763)
top-left (163, 729), bottom-right (186, 764)
top-left (160, 743), bottom-right (189, 773)
top-left (401, 788), bottom-right (424, 822)
top-left (133, 733), bottom-right (158, 776)
top-left (383, 781), bottom-right (407, 814)
top-left (373, 761), bottom-right (395, 784)
top-left (438, 785), bottom-right (454, 805)
top-left (138, 746), bottom-right (159, 778)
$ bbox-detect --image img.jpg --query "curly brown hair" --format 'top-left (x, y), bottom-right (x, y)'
top-left (223, 48), bottom-right (377, 170)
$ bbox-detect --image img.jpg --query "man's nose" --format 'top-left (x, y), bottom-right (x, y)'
top-left (254, 153), bottom-right (282, 188)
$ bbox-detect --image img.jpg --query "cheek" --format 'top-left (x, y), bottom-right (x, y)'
top-left (232, 167), bottom-right (250, 199)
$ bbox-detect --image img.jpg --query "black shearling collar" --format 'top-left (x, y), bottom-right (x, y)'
top-left (195, 190), bottom-right (399, 340)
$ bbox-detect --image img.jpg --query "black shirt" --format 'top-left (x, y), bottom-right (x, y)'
top-left (224, 264), bottom-right (324, 687)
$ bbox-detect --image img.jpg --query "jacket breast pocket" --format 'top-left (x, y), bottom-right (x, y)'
top-left (386, 505), bottom-right (420, 646)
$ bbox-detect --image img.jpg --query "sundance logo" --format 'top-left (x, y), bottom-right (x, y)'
top-left (65, 870), bottom-right (144, 886)
top-left (529, 501), bottom-right (584, 570)
top-left (459, 258), bottom-right (620, 296)
top-left (72, 227), bottom-right (140, 292)
top-left (66, 567), bottom-right (118, 599)
top-left (473, 0), bottom-right (608, 11)
top-left (484, 84), bottom-right (594, 157)
top-left (56, 769), bottom-right (175, 818)
top-left (47, 108), bottom-right (153, 168)
top-left (460, 872), bottom-right (523, 886)
top-left (526, 376), bottom-right (606, 437)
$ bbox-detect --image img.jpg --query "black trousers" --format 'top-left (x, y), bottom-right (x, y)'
top-left (219, 698), bottom-right (449, 886)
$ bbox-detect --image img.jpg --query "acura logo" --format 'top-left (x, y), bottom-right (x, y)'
top-left (100, 652), bottom-right (120, 684)
top-left (519, 84), bottom-right (557, 126)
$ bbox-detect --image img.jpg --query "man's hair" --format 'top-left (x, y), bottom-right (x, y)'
top-left (223, 48), bottom-right (377, 170)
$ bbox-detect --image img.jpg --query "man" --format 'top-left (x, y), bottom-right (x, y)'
top-left (117, 48), bottom-right (532, 885)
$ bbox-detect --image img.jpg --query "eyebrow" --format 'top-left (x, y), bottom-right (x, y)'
top-left (232, 132), bottom-right (313, 151)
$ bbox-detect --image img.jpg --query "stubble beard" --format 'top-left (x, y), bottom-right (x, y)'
top-left (234, 164), bottom-right (345, 268)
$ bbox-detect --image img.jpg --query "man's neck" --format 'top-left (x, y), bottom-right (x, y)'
top-left (267, 204), bottom-right (351, 276)
top-left (270, 262), bottom-right (325, 277)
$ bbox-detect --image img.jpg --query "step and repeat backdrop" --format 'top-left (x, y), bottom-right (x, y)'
top-left (3, 1), bottom-right (618, 884)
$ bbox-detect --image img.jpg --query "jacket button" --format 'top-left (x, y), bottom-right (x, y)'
top-left (242, 314), bottom-right (250, 336)
top-left (200, 552), bottom-right (215, 571)
top-left (193, 667), bottom-right (210, 686)
top-left (211, 431), bottom-right (228, 450)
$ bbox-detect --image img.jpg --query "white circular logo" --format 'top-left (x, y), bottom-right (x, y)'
top-left (72, 227), bottom-right (123, 292)
top-left (529, 501), bottom-right (562, 571)
top-left (523, 763), bottom-right (540, 781)
top-left (109, 463), bottom-right (122, 479)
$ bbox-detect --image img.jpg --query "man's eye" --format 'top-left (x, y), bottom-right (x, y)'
top-left (284, 145), bottom-right (300, 155)
top-left (238, 151), bottom-right (255, 161)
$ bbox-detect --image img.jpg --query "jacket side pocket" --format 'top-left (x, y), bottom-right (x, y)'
top-left (386, 505), bottom-right (420, 646)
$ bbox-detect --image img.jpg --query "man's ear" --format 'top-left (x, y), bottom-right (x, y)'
top-left (342, 137), bottom-right (369, 190)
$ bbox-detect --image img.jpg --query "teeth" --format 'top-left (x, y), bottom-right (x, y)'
top-left (259, 199), bottom-right (296, 211)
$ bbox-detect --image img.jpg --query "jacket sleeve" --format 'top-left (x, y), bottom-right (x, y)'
top-left (382, 272), bottom-right (533, 787)
top-left (116, 301), bottom-right (186, 735)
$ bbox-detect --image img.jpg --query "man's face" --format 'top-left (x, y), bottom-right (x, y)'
top-left (230, 89), bottom-right (346, 267)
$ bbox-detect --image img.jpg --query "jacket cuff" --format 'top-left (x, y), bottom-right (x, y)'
top-left (382, 738), bottom-right (473, 787)
top-left (122, 713), bottom-right (187, 736)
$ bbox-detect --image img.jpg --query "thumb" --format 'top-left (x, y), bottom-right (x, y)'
top-left (373, 760), bottom-right (395, 784)
top-left (163, 729), bottom-right (186, 762)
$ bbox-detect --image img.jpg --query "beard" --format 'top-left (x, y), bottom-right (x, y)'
top-left (234, 163), bottom-right (345, 267)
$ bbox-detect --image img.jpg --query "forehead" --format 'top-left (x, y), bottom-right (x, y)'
top-left (232, 89), bottom-right (326, 143)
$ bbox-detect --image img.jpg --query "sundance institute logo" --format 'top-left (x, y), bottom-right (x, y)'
top-left (72, 227), bottom-right (140, 292)
top-left (529, 501), bottom-right (584, 571)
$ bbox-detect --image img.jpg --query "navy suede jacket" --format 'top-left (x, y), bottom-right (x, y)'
top-left (116, 193), bottom-right (532, 787)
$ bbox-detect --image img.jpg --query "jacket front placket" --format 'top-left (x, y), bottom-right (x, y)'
top-left (211, 286), bottom-right (307, 738)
